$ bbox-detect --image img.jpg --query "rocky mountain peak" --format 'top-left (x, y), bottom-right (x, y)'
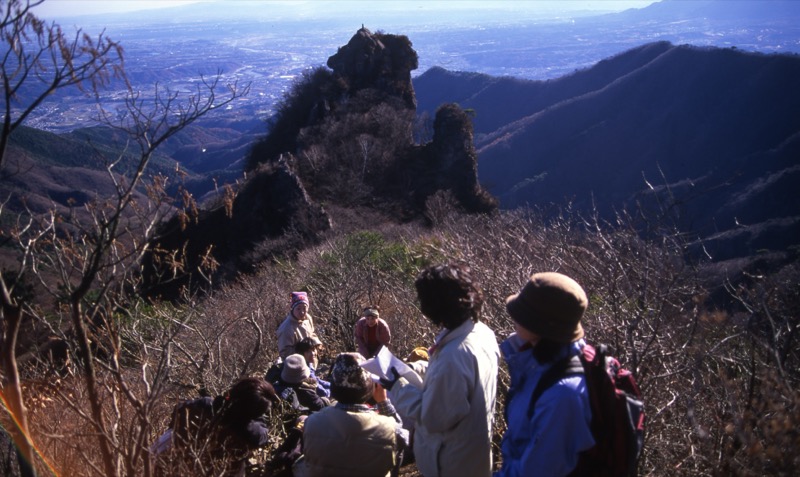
top-left (145, 28), bottom-right (493, 298)
top-left (327, 26), bottom-right (418, 109)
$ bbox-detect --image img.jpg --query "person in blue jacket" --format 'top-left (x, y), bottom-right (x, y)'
top-left (495, 272), bottom-right (595, 477)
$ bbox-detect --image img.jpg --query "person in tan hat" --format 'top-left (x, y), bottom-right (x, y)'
top-left (273, 354), bottom-right (329, 412)
top-left (295, 336), bottom-right (331, 398)
top-left (495, 272), bottom-right (594, 477)
top-left (404, 346), bottom-right (429, 376)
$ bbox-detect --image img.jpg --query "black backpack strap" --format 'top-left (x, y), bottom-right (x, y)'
top-left (527, 354), bottom-right (585, 420)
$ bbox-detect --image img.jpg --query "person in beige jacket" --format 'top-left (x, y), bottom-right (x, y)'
top-left (277, 291), bottom-right (319, 360)
top-left (383, 263), bottom-right (500, 477)
top-left (292, 352), bottom-right (408, 477)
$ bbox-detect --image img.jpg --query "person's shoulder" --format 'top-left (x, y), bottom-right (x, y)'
top-left (539, 375), bottom-right (587, 406)
top-left (458, 322), bottom-right (497, 347)
top-left (173, 396), bottom-right (214, 418)
top-left (336, 406), bottom-right (394, 426)
top-left (305, 405), bottom-right (336, 426)
top-left (194, 395), bottom-right (215, 405)
top-left (467, 322), bottom-right (500, 353)
top-left (178, 395), bottom-right (214, 409)
top-left (277, 314), bottom-right (293, 330)
top-left (471, 321), bottom-right (497, 338)
top-left (369, 410), bottom-right (399, 429)
top-left (438, 330), bottom-right (498, 372)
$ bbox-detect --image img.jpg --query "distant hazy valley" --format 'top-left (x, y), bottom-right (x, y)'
top-left (24, 0), bottom-right (800, 133)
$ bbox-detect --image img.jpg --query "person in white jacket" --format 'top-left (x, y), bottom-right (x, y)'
top-left (383, 263), bottom-right (500, 477)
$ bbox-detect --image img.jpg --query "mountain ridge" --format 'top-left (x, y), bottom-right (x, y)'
top-left (414, 41), bottom-right (800, 263)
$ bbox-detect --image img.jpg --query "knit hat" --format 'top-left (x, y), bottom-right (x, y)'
top-left (505, 272), bottom-right (587, 343)
top-left (291, 291), bottom-right (309, 310)
top-left (331, 353), bottom-right (371, 392)
top-left (406, 346), bottom-right (429, 363)
top-left (281, 354), bottom-right (311, 384)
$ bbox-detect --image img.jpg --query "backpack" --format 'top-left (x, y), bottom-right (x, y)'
top-left (529, 343), bottom-right (646, 477)
top-left (265, 359), bottom-right (284, 384)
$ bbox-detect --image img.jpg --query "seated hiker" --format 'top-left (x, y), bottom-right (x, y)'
top-left (277, 291), bottom-right (320, 360)
top-left (272, 354), bottom-right (330, 412)
top-left (354, 305), bottom-right (391, 358)
top-left (292, 352), bottom-right (408, 477)
top-left (295, 336), bottom-right (331, 398)
top-left (154, 377), bottom-right (279, 477)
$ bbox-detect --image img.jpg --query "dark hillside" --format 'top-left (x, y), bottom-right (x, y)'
top-left (2, 119), bottom-right (259, 214)
top-left (416, 43), bottom-right (800, 264)
top-left (414, 41), bottom-right (673, 137)
top-left (0, 151), bottom-right (129, 214)
top-left (10, 125), bottom-right (179, 176)
top-left (141, 159), bottom-right (331, 299)
top-left (1, 126), bottom-right (186, 215)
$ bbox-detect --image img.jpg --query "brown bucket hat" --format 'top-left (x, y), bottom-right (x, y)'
top-left (505, 272), bottom-right (587, 343)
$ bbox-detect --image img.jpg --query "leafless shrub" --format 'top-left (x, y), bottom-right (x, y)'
top-left (9, 195), bottom-right (794, 476)
top-left (402, 205), bottom-right (791, 476)
top-left (0, 4), bottom-right (249, 471)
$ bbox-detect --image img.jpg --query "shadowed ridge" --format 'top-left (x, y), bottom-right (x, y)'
top-left (464, 43), bottom-right (800, 263)
top-left (415, 41), bottom-right (675, 138)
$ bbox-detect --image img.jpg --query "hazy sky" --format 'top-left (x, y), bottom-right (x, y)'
top-left (35, 0), bottom-right (198, 16)
top-left (35, 0), bottom-right (659, 19)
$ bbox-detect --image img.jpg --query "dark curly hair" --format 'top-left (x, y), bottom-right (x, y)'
top-left (294, 337), bottom-right (320, 355)
top-left (415, 262), bottom-right (483, 329)
top-left (221, 377), bottom-right (280, 423)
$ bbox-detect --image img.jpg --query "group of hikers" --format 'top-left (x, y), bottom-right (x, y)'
top-left (154, 263), bottom-right (607, 477)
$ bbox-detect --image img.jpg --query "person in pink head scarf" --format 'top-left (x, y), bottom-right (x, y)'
top-left (277, 291), bottom-right (320, 360)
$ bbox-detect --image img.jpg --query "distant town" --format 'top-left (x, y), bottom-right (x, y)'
top-left (22, 3), bottom-right (800, 133)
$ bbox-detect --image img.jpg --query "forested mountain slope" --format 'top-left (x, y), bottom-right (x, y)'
top-left (414, 42), bottom-right (800, 263)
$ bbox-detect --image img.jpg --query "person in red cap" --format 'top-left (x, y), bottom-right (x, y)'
top-left (277, 291), bottom-right (320, 360)
top-left (495, 272), bottom-right (594, 477)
